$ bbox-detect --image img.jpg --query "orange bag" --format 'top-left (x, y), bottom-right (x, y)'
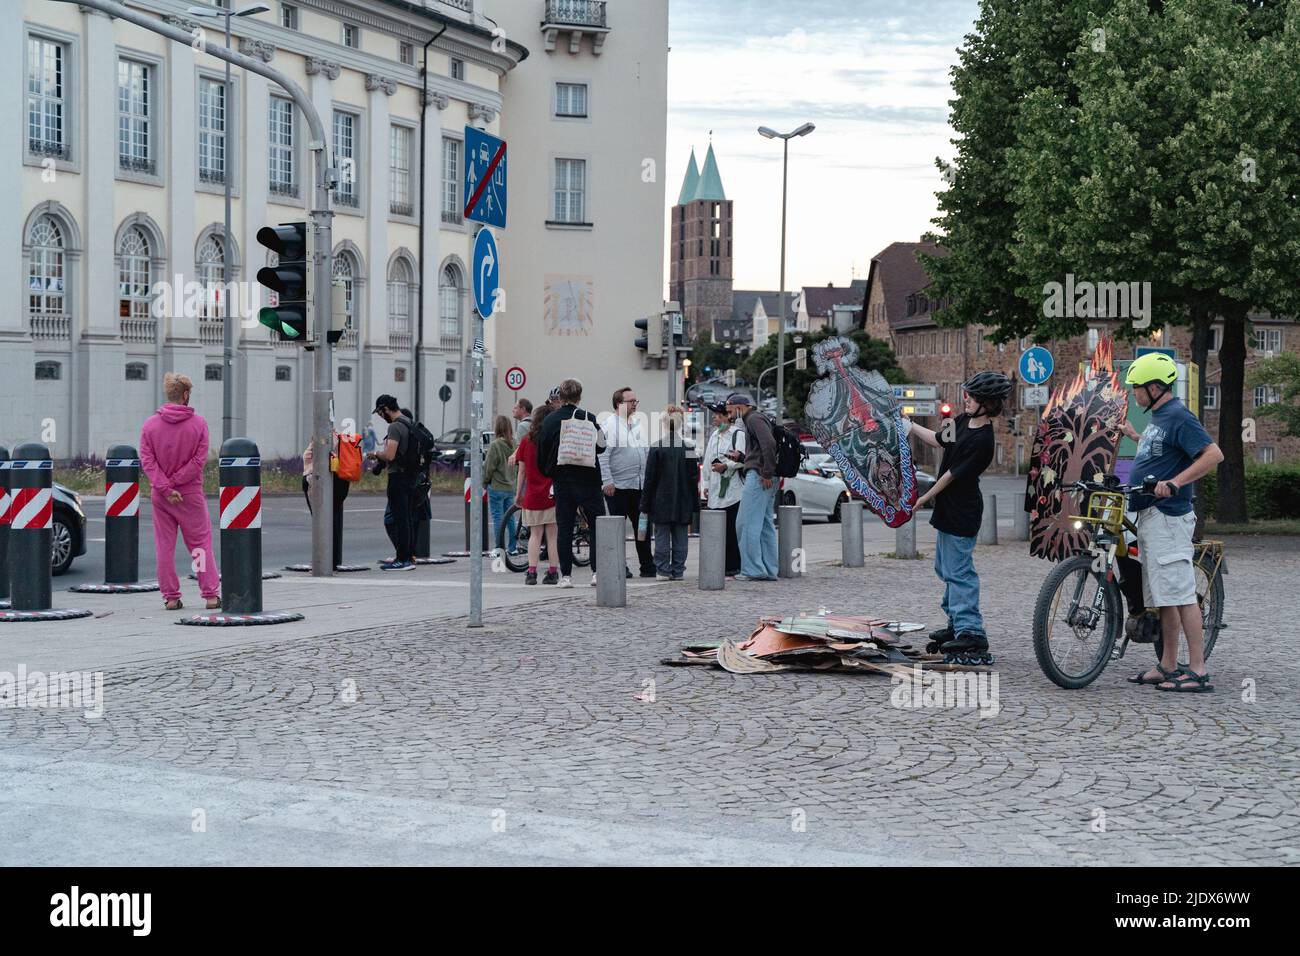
top-left (331, 433), bottom-right (363, 482)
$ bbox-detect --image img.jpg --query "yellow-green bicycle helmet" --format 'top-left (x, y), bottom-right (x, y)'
top-left (1125, 352), bottom-right (1178, 387)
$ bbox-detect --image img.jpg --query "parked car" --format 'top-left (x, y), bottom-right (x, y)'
top-left (778, 455), bottom-right (851, 523)
top-left (433, 428), bottom-right (472, 468)
top-left (51, 482), bottom-right (87, 576)
top-left (914, 468), bottom-right (937, 502)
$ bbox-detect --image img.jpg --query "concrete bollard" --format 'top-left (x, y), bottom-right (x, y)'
top-left (841, 500), bottom-right (864, 567)
top-left (0, 446), bottom-right (9, 602)
top-left (778, 504), bottom-right (803, 578)
top-left (0, 442), bottom-right (90, 622)
top-left (595, 515), bottom-right (626, 607)
top-left (218, 438), bottom-right (264, 614)
top-left (979, 493), bottom-right (999, 545)
top-left (1013, 502), bottom-right (1030, 542)
top-left (698, 508), bottom-right (726, 591)
top-left (894, 517), bottom-right (917, 559)
top-left (104, 445), bottom-right (141, 584)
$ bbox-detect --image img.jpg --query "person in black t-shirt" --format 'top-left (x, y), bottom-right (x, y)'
top-left (906, 371), bottom-right (1012, 664)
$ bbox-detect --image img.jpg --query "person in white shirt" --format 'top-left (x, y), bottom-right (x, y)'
top-left (702, 402), bottom-right (746, 577)
top-left (599, 386), bottom-right (655, 578)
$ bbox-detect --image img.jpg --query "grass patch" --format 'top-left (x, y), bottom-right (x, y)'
top-left (881, 551), bottom-right (927, 560)
top-left (1204, 519), bottom-right (1300, 536)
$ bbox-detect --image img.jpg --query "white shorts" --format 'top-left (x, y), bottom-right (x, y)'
top-left (1134, 508), bottom-right (1197, 608)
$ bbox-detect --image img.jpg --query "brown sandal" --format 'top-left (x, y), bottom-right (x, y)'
top-left (205, 598), bottom-right (221, 610)
top-left (165, 599), bottom-right (183, 611)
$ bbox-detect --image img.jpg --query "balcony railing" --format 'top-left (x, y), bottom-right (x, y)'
top-left (389, 201), bottom-right (414, 217)
top-left (269, 180), bottom-right (299, 199)
top-left (199, 167), bottom-right (226, 185)
top-left (389, 331), bottom-right (412, 352)
top-left (544, 0), bottom-right (606, 28)
top-left (334, 190), bottom-right (359, 208)
top-left (337, 328), bottom-right (358, 350)
top-left (120, 317), bottom-right (157, 344)
top-left (29, 313), bottom-right (71, 340)
top-left (441, 208), bottom-right (463, 225)
top-left (119, 155), bottom-right (156, 176)
top-left (29, 138), bottom-right (70, 160)
top-left (199, 318), bottom-right (224, 345)
top-left (439, 0), bottom-right (473, 12)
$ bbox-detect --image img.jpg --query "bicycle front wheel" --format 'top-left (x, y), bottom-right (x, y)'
top-left (1033, 554), bottom-right (1122, 689)
top-left (571, 520), bottom-right (592, 568)
top-left (498, 505), bottom-right (530, 573)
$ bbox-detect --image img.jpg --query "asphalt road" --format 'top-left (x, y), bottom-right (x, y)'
top-left (62, 492), bottom-right (477, 585)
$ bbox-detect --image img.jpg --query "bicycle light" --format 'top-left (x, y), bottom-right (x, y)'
top-left (1073, 520), bottom-right (1083, 530)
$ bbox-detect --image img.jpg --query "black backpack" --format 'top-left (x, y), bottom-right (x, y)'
top-left (768, 418), bottom-right (803, 479)
top-left (396, 417), bottom-right (433, 475)
top-left (412, 420), bottom-right (438, 472)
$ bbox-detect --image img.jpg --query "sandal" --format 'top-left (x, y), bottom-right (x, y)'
top-left (1157, 668), bottom-right (1215, 693)
top-left (164, 599), bottom-right (183, 611)
top-left (205, 598), bottom-right (221, 610)
top-left (1127, 664), bottom-right (1180, 685)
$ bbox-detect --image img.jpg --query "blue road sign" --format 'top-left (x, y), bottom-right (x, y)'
top-left (1135, 346), bottom-right (1177, 360)
top-left (472, 227), bottom-right (500, 319)
top-left (1019, 346), bottom-right (1054, 385)
top-left (464, 126), bottom-right (507, 228)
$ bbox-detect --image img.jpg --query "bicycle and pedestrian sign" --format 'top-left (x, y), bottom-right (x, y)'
top-left (1019, 346), bottom-right (1054, 385)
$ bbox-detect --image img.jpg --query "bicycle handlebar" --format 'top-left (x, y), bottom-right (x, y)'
top-left (1070, 475), bottom-right (1157, 495)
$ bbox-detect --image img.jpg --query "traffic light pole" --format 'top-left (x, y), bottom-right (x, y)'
top-left (63, 0), bottom-right (336, 577)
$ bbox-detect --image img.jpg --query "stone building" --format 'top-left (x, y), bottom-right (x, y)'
top-left (669, 143), bottom-right (732, 341)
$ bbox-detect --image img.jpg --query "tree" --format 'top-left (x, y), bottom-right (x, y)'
top-left (687, 328), bottom-right (742, 384)
top-left (1252, 353), bottom-right (1300, 437)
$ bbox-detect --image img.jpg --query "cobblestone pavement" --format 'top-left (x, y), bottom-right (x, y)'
top-left (2, 534), bottom-right (1297, 866)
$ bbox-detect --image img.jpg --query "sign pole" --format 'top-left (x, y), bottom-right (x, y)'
top-left (469, 311), bottom-right (484, 628)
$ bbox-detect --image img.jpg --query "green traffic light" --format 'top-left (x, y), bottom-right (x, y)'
top-left (258, 307), bottom-right (300, 338)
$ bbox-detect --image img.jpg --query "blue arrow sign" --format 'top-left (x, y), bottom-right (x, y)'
top-left (464, 126), bottom-right (507, 229)
top-left (472, 227), bottom-right (500, 319)
top-left (1019, 346), bottom-right (1054, 385)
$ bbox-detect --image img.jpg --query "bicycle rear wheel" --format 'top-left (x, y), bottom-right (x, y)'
top-left (498, 505), bottom-right (530, 573)
top-left (571, 517), bottom-right (591, 568)
top-left (1153, 559), bottom-right (1224, 664)
top-left (1032, 554), bottom-right (1122, 689)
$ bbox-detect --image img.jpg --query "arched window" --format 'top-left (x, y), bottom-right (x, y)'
top-left (331, 251), bottom-right (356, 338)
top-left (119, 226), bottom-right (153, 341)
top-left (196, 234), bottom-right (225, 321)
top-left (388, 257), bottom-right (412, 348)
top-left (438, 263), bottom-right (462, 349)
top-left (28, 214), bottom-right (67, 337)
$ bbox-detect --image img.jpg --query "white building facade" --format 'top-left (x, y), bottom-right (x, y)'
top-left (3, 0), bottom-right (667, 459)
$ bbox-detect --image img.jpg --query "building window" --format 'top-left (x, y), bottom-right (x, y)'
top-left (1254, 386), bottom-right (1280, 408)
top-left (27, 36), bottom-right (69, 160)
top-left (125, 362), bottom-right (148, 381)
top-left (338, 365), bottom-right (352, 382)
top-left (399, 42), bottom-right (414, 66)
top-left (389, 125), bottom-right (412, 216)
top-left (555, 82), bottom-right (588, 117)
top-left (394, 367), bottom-right (407, 383)
top-left (117, 59), bottom-right (153, 174)
top-left (268, 96), bottom-right (295, 197)
top-left (280, 3), bottom-right (298, 30)
top-left (439, 264), bottom-right (463, 349)
top-left (196, 235), bottom-right (226, 321)
top-left (1259, 446), bottom-right (1275, 464)
top-left (331, 252), bottom-right (356, 339)
top-left (450, 57), bottom-right (464, 80)
top-left (342, 23), bottom-right (360, 50)
top-left (445, 368), bottom-right (456, 383)
top-left (35, 360), bottom-right (61, 381)
top-left (205, 364), bottom-right (222, 382)
top-left (1209, 326), bottom-right (1222, 352)
top-left (118, 226), bottom-right (153, 339)
top-left (28, 214), bottom-right (67, 327)
top-left (198, 78), bottom-right (227, 184)
top-left (440, 136), bottom-right (461, 223)
top-left (1203, 384), bottom-right (1219, 410)
top-left (1251, 328), bottom-right (1282, 354)
top-left (275, 365), bottom-right (292, 382)
top-left (388, 258), bottom-right (413, 347)
top-left (332, 110), bottom-right (358, 206)
top-left (554, 158), bottom-right (586, 223)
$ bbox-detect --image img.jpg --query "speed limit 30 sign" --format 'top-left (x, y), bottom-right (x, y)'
top-left (505, 366), bottom-right (526, 391)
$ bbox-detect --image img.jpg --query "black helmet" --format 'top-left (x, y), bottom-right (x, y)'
top-left (963, 371), bottom-right (1014, 401)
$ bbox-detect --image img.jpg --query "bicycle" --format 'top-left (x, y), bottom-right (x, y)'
top-left (495, 503), bottom-right (591, 573)
top-left (1031, 474), bottom-right (1227, 689)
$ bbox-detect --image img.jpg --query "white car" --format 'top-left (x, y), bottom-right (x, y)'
top-left (778, 444), bottom-right (851, 522)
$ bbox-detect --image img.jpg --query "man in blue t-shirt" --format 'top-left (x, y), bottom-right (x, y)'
top-left (1121, 353), bottom-right (1223, 693)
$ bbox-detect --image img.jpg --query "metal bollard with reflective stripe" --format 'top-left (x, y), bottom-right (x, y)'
top-left (105, 445), bottom-right (141, 584)
top-left (0, 446), bottom-right (10, 602)
top-left (218, 439), bottom-right (263, 614)
top-left (6, 444), bottom-right (53, 611)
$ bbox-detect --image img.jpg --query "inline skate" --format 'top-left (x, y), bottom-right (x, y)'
top-left (941, 633), bottom-right (994, 666)
top-left (926, 625), bottom-right (954, 655)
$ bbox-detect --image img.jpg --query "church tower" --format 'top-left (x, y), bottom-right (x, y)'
top-left (670, 143), bottom-right (733, 340)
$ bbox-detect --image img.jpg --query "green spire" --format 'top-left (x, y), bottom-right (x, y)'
top-left (693, 143), bottom-right (726, 202)
top-left (677, 149), bottom-right (700, 206)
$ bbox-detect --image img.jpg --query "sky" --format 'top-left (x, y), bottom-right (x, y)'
top-left (665, 0), bottom-right (980, 293)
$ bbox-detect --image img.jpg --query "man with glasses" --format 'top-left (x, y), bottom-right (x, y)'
top-left (600, 386), bottom-right (655, 578)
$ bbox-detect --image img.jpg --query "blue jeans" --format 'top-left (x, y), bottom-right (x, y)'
top-left (488, 489), bottom-right (516, 552)
top-left (934, 531), bottom-right (985, 637)
top-left (653, 521), bottom-right (688, 577)
top-left (737, 471), bottom-right (778, 579)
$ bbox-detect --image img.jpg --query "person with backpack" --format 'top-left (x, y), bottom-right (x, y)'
top-left (537, 378), bottom-right (607, 588)
top-left (728, 391), bottom-right (780, 581)
top-left (302, 429), bottom-right (362, 570)
top-left (485, 415), bottom-right (519, 554)
top-left (702, 402), bottom-right (746, 577)
top-left (374, 408), bottom-right (435, 563)
top-left (365, 394), bottom-right (418, 571)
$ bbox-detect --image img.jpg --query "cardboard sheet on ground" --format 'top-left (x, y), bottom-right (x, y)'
top-left (1025, 335), bottom-right (1129, 561)
top-left (804, 337), bottom-right (918, 528)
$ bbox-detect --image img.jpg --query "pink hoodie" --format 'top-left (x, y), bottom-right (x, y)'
top-left (140, 404), bottom-right (211, 497)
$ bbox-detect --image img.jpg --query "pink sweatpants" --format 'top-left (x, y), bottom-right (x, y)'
top-left (152, 492), bottom-right (220, 601)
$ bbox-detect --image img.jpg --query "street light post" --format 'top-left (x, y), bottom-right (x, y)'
top-left (188, 3), bottom-right (270, 445)
top-left (757, 122), bottom-right (814, 422)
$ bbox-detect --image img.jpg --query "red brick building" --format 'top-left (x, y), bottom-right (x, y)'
top-left (862, 241), bottom-right (1299, 474)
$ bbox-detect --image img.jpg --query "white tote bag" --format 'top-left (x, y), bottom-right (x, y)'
top-left (556, 413), bottom-right (598, 468)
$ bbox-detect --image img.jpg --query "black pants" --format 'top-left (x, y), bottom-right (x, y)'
top-left (385, 471), bottom-right (415, 563)
top-left (608, 487), bottom-right (655, 576)
top-left (302, 475), bottom-right (350, 568)
top-left (555, 483), bottom-right (606, 576)
top-left (718, 501), bottom-right (741, 576)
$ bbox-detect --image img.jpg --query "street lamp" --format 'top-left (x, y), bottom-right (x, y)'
top-left (188, 3), bottom-right (270, 443)
top-left (757, 122), bottom-right (815, 422)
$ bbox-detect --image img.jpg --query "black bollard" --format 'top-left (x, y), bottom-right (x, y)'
top-left (0, 446), bottom-right (10, 602)
top-left (7, 442), bottom-right (53, 611)
top-left (104, 445), bottom-right (141, 584)
top-left (218, 438), bottom-right (263, 614)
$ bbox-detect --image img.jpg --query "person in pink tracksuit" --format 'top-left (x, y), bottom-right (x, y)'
top-left (140, 372), bottom-right (220, 610)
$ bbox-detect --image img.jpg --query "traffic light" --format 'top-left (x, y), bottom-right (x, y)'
top-left (724, 369), bottom-right (737, 387)
top-left (327, 280), bottom-right (347, 345)
top-left (256, 222), bottom-right (311, 341)
top-left (795, 347), bottom-right (807, 371)
top-left (939, 401), bottom-right (954, 418)
top-left (634, 315), bottom-right (663, 356)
